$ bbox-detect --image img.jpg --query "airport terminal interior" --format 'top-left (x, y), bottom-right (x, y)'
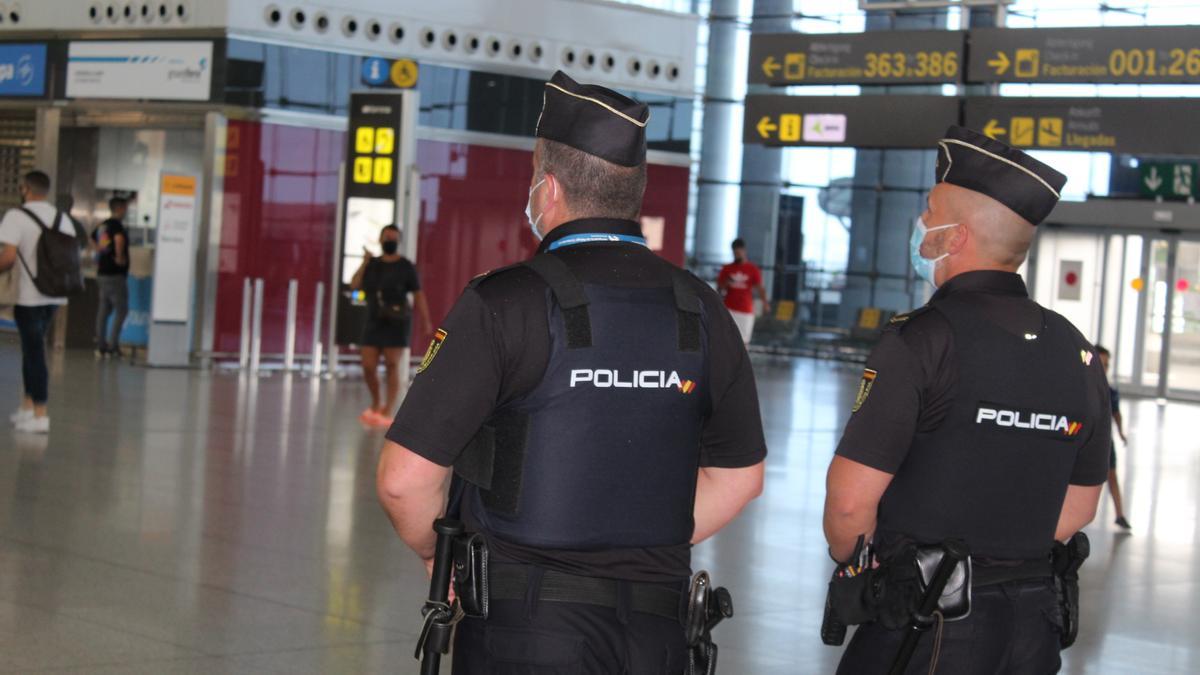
top-left (2, 0), bottom-right (1200, 673)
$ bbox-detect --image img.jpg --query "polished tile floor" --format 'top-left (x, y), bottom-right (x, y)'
top-left (1, 342), bottom-right (1198, 674)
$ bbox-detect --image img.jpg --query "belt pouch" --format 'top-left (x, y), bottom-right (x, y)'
top-left (913, 545), bottom-right (972, 621)
top-left (827, 568), bottom-right (877, 625)
top-left (452, 533), bottom-right (489, 618)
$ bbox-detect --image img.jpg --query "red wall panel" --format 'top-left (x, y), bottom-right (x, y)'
top-left (213, 120), bottom-right (341, 355)
top-left (411, 141), bottom-right (690, 349)
top-left (213, 121), bottom-right (690, 357)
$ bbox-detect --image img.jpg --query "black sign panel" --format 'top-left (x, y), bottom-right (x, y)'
top-left (744, 95), bottom-right (959, 148)
top-left (344, 92), bottom-right (405, 200)
top-left (964, 97), bottom-right (1200, 155)
top-left (968, 26), bottom-right (1200, 84)
top-left (749, 31), bottom-right (965, 86)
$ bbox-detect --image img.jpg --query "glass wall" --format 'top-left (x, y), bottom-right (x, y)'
top-left (223, 40), bottom-right (694, 153)
top-left (689, 0), bottom-right (1200, 355)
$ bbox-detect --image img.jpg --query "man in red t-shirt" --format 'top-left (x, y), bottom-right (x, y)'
top-left (717, 238), bottom-right (770, 344)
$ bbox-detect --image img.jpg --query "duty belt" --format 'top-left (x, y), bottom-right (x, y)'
top-left (971, 558), bottom-right (1054, 587)
top-left (488, 564), bottom-right (683, 622)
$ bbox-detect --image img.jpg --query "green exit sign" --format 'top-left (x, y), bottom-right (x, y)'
top-left (1140, 161), bottom-right (1197, 198)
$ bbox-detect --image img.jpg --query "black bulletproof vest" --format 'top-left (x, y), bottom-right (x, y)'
top-left (456, 254), bottom-right (711, 551)
top-left (877, 295), bottom-right (1096, 560)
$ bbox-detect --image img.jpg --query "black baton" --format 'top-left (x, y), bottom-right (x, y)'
top-left (887, 539), bottom-right (969, 675)
top-left (417, 518), bottom-right (464, 675)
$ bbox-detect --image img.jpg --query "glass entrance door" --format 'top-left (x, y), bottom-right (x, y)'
top-left (1095, 233), bottom-right (1200, 400)
top-left (1032, 229), bottom-right (1200, 401)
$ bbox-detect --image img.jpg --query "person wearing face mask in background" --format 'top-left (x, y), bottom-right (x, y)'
top-left (375, 71), bottom-right (766, 674)
top-left (350, 224), bottom-right (431, 428)
top-left (821, 126), bottom-right (1112, 674)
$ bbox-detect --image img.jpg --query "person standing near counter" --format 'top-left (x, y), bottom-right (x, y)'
top-left (93, 197), bottom-right (130, 358)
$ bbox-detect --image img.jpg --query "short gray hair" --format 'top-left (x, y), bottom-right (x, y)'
top-left (536, 139), bottom-right (646, 221)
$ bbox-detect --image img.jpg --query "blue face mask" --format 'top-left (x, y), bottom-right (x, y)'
top-left (525, 178), bottom-right (547, 241)
top-left (910, 217), bottom-right (959, 287)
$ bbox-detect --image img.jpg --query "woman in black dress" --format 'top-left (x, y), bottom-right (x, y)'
top-left (350, 225), bottom-right (431, 427)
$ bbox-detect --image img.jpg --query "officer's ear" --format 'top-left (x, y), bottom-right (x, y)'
top-left (541, 172), bottom-right (565, 220)
top-left (945, 222), bottom-right (970, 255)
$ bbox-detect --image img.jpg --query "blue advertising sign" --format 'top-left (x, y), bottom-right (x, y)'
top-left (0, 43), bottom-right (46, 96)
top-left (362, 57), bottom-right (389, 86)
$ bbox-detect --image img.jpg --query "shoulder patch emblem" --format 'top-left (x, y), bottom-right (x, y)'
top-left (417, 329), bottom-right (448, 374)
top-left (888, 313), bottom-right (911, 325)
top-left (1080, 349), bottom-right (1094, 366)
top-left (852, 369), bottom-right (878, 413)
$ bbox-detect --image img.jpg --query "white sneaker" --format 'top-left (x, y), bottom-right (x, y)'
top-left (15, 416), bottom-right (49, 434)
top-left (9, 408), bottom-right (33, 426)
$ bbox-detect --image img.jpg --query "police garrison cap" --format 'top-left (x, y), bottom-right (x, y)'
top-left (535, 70), bottom-right (650, 167)
top-left (936, 125), bottom-right (1068, 226)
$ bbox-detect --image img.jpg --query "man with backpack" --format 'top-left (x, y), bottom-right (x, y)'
top-left (0, 170), bottom-right (85, 434)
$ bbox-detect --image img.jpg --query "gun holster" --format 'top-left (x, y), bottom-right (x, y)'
top-left (1051, 532), bottom-right (1090, 649)
top-left (686, 571), bottom-right (734, 675)
top-left (451, 532), bottom-right (489, 619)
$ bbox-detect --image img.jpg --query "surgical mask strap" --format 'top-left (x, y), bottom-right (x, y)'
top-left (527, 178), bottom-right (548, 240)
top-left (919, 221), bottom-right (960, 262)
top-left (922, 222), bottom-right (959, 236)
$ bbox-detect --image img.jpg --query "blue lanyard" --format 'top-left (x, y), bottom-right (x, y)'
top-left (547, 233), bottom-right (649, 251)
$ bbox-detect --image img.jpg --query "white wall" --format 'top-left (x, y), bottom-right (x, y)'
top-left (1033, 229), bottom-right (1106, 341)
top-left (1, 0), bottom-right (699, 98)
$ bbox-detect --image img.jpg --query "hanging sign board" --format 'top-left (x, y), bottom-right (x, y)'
top-left (749, 31), bottom-right (965, 85)
top-left (744, 94), bottom-right (959, 148)
top-left (968, 26), bottom-right (1200, 84)
top-left (965, 97), bottom-right (1200, 155)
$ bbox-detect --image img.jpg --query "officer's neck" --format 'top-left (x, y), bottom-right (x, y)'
top-left (540, 209), bottom-right (591, 237)
top-left (938, 257), bottom-right (1020, 287)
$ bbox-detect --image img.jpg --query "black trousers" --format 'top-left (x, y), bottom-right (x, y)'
top-left (451, 591), bottom-right (689, 674)
top-left (837, 580), bottom-right (1063, 675)
top-left (14, 305), bottom-right (57, 404)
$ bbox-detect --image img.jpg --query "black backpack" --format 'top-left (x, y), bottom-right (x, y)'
top-left (16, 207), bottom-right (86, 297)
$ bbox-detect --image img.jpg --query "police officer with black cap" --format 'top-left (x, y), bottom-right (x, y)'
top-left (377, 71), bottom-right (767, 674)
top-left (822, 126), bottom-right (1111, 673)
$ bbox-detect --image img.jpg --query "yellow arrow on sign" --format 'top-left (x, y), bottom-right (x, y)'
top-left (756, 116), bottom-right (778, 139)
top-left (983, 119), bottom-right (1007, 139)
top-left (987, 51), bottom-right (1011, 76)
top-left (762, 56), bottom-right (782, 78)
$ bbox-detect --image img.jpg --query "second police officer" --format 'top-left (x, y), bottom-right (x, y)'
top-left (376, 71), bottom-right (767, 673)
top-left (823, 126), bottom-right (1111, 674)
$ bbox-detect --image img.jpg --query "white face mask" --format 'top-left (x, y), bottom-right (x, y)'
top-left (910, 216), bottom-right (959, 288)
top-left (525, 178), bottom-right (547, 241)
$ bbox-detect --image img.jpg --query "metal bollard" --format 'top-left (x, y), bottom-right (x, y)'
top-left (310, 282), bottom-right (324, 377)
top-left (239, 278), bottom-right (252, 370)
top-left (283, 279), bottom-right (299, 371)
top-left (326, 343), bottom-right (338, 380)
top-left (397, 346), bottom-right (412, 402)
top-left (249, 279), bottom-right (265, 376)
